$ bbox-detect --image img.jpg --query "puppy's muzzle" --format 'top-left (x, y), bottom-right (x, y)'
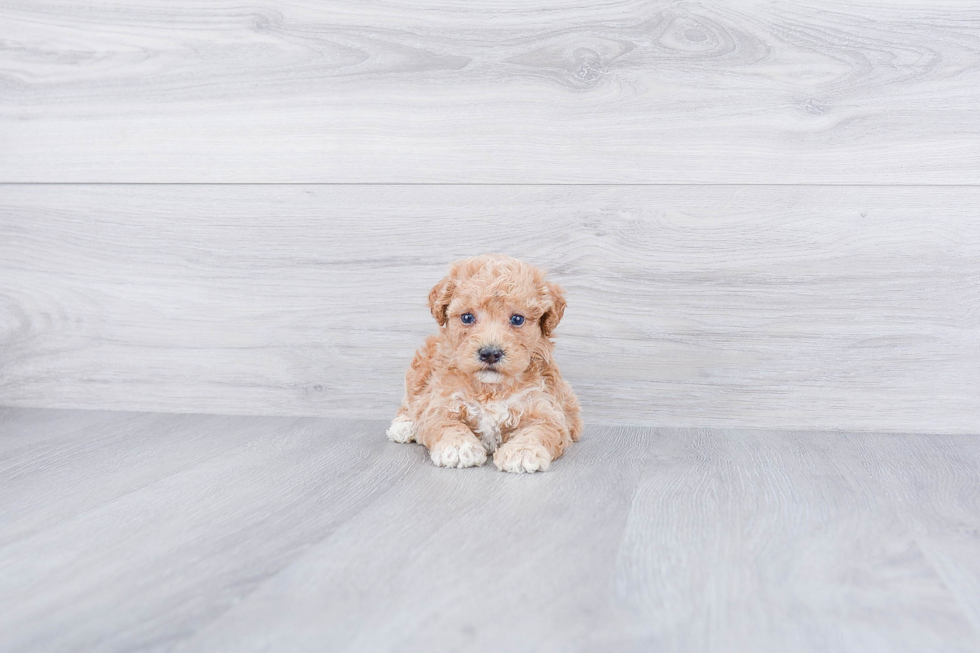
top-left (478, 346), bottom-right (504, 366)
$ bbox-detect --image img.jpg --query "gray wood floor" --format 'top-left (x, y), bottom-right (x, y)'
top-left (2, 407), bottom-right (979, 652)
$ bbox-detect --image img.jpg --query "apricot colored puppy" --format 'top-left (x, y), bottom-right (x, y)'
top-left (387, 254), bottom-right (583, 473)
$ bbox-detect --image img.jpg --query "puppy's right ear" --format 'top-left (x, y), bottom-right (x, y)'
top-left (428, 274), bottom-right (455, 326)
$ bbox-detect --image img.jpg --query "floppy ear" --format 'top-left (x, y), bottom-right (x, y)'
top-left (427, 274), bottom-right (455, 326)
top-left (540, 281), bottom-right (566, 337)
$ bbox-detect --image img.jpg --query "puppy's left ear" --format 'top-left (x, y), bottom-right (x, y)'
top-left (540, 281), bottom-right (566, 337)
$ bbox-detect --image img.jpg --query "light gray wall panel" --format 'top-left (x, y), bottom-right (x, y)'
top-left (1, 184), bottom-right (977, 433)
top-left (1, 0), bottom-right (978, 183)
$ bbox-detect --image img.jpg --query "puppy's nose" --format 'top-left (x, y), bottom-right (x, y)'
top-left (478, 346), bottom-right (504, 365)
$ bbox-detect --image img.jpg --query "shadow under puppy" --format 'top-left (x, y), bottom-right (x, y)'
top-left (387, 254), bottom-right (582, 473)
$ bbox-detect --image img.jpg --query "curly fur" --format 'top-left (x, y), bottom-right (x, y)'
top-left (386, 254), bottom-right (583, 473)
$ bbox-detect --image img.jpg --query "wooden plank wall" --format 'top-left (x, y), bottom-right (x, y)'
top-left (2, 0), bottom-right (979, 183)
top-left (1, 1), bottom-right (978, 432)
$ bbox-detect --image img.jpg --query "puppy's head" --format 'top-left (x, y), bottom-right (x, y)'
top-left (428, 254), bottom-right (566, 385)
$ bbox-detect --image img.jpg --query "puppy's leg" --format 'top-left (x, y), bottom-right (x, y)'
top-left (387, 335), bottom-right (439, 443)
top-left (417, 415), bottom-right (487, 469)
top-left (386, 414), bottom-right (416, 443)
top-left (559, 380), bottom-right (584, 442)
top-left (494, 410), bottom-right (572, 474)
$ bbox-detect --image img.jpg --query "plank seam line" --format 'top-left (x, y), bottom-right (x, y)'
top-left (1, 183), bottom-right (980, 188)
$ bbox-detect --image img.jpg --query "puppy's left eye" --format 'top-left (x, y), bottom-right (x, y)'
top-left (510, 314), bottom-right (525, 327)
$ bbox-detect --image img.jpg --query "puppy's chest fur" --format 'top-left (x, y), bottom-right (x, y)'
top-left (452, 392), bottom-right (526, 452)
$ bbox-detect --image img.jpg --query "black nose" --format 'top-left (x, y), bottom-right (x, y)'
top-left (478, 346), bottom-right (504, 365)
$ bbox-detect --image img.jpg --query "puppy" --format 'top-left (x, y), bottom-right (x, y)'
top-left (386, 254), bottom-right (582, 473)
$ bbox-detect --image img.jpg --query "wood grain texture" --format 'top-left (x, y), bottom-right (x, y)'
top-left (1, 184), bottom-right (978, 433)
top-left (1, 407), bottom-right (979, 652)
top-left (1, 0), bottom-right (978, 183)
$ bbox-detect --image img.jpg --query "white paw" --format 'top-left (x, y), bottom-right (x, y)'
top-left (493, 442), bottom-right (552, 474)
top-left (386, 416), bottom-right (416, 443)
top-left (430, 435), bottom-right (488, 469)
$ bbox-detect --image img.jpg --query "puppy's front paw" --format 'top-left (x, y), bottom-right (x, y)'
top-left (386, 416), bottom-right (416, 443)
top-left (430, 432), bottom-right (487, 469)
top-left (493, 441), bottom-right (552, 474)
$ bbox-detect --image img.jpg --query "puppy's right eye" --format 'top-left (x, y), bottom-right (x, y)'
top-left (460, 313), bottom-right (475, 325)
